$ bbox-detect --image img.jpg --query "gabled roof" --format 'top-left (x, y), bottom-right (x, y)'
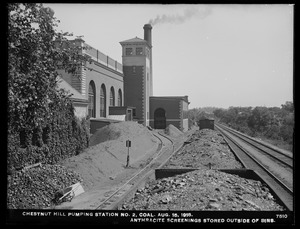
top-left (120, 36), bottom-right (147, 44)
top-left (56, 76), bottom-right (88, 102)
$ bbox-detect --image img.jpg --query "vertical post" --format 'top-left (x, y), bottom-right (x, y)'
top-left (125, 140), bottom-right (131, 167)
top-left (126, 146), bottom-right (130, 167)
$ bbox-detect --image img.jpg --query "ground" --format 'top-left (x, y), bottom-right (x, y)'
top-left (7, 123), bottom-right (287, 211)
top-left (120, 128), bottom-right (286, 211)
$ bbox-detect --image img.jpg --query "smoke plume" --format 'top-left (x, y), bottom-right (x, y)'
top-left (148, 6), bottom-right (212, 26)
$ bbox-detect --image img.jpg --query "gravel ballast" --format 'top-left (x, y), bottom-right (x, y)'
top-left (120, 128), bottom-right (286, 211)
top-left (120, 169), bottom-right (285, 211)
top-left (164, 129), bottom-right (243, 169)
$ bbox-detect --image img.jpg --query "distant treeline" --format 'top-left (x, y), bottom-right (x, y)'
top-left (187, 102), bottom-right (294, 151)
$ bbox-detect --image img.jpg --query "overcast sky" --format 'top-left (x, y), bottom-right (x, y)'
top-left (44, 4), bottom-right (294, 109)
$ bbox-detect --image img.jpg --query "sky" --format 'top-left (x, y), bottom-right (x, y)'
top-left (44, 4), bottom-right (294, 109)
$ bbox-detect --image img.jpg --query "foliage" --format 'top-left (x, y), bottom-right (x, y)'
top-left (187, 102), bottom-right (294, 150)
top-left (187, 107), bottom-right (217, 124)
top-left (211, 102), bottom-right (294, 150)
top-left (7, 3), bottom-right (91, 172)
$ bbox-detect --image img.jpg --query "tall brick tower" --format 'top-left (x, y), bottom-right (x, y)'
top-left (120, 24), bottom-right (153, 126)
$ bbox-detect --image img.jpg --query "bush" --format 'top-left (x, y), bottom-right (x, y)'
top-left (7, 102), bottom-right (89, 173)
top-left (7, 3), bottom-right (91, 172)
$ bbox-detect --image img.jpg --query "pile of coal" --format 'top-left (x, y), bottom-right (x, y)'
top-left (90, 121), bottom-right (156, 146)
top-left (164, 124), bottom-right (183, 138)
top-left (164, 129), bottom-right (243, 169)
top-left (120, 169), bottom-right (285, 211)
top-left (7, 164), bottom-right (82, 209)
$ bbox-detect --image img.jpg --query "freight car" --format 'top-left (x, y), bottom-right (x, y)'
top-left (198, 118), bottom-right (214, 130)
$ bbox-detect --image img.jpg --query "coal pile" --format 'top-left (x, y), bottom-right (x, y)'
top-left (61, 121), bottom-right (159, 191)
top-left (164, 129), bottom-right (243, 169)
top-left (90, 121), bottom-right (155, 146)
top-left (7, 164), bottom-right (83, 209)
top-left (120, 169), bottom-right (285, 211)
top-left (164, 124), bottom-right (183, 138)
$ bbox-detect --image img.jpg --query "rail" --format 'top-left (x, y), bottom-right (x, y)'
top-left (215, 123), bottom-right (293, 211)
top-left (217, 123), bottom-right (293, 157)
top-left (95, 130), bottom-right (174, 209)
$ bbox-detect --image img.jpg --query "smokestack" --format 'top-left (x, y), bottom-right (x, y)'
top-left (143, 24), bottom-right (152, 47)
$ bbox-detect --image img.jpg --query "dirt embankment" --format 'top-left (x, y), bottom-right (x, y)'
top-left (60, 121), bottom-right (159, 191)
top-left (164, 124), bottom-right (184, 138)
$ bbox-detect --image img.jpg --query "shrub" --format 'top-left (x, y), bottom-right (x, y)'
top-left (7, 102), bottom-right (89, 173)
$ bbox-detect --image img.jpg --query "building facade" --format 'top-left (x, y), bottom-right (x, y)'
top-left (150, 96), bottom-right (189, 132)
top-left (57, 38), bottom-right (125, 120)
top-left (58, 24), bottom-right (190, 132)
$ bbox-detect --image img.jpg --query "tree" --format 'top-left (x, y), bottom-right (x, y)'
top-left (7, 3), bottom-right (91, 170)
top-left (8, 3), bottom-right (90, 133)
top-left (281, 101), bottom-right (294, 113)
top-left (213, 108), bottom-right (225, 119)
top-left (247, 107), bottom-right (272, 132)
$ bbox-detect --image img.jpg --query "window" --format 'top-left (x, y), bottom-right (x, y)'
top-left (88, 81), bottom-right (96, 117)
top-left (132, 66), bottom-right (136, 73)
top-left (136, 47), bottom-right (143, 55)
top-left (118, 89), bottom-right (122, 106)
top-left (133, 108), bottom-right (136, 117)
top-left (125, 48), bottom-right (133, 56)
top-left (110, 87), bottom-right (115, 106)
top-left (100, 84), bottom-right (106, 117)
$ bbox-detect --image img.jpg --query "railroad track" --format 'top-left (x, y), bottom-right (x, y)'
top-left (217, 123), bottom-right (293, 168)
top-left (95, 130), bottom-right (175, 210)
top-left (215, 123), bottom-right (293, 211)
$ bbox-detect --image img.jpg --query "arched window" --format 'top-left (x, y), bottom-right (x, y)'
top-left (118, 89), bottom-right (122, 106)
top-left (100, 84), bottom-right (106, 117)
top-left (110, 87), bottom-right (115, 107)
top-left (88, 81), bottom-right (96, 117)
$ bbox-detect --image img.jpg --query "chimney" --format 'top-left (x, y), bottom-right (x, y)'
top-left (143, 24), bottom-right (152, 47)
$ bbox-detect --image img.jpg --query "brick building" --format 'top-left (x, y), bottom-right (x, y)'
top-left (150, 96), bottom-right (189, 132)
top-left (58, 24), bottom-right (190, 132)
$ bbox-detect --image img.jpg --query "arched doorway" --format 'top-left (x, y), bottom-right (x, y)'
top-left (154, 108), bottom-right (166, 129)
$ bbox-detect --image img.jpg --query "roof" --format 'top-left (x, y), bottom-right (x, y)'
top-left (108, 115), bottom-right (126, 121)
top-left (199, 118), bottom-right (215, 121)
top-left (150, 96), bottom-right (189, 104)
top-left (120, 36), bottom-right (147, 44)
top-left (89, 117), bottom-right (121, 123)
top-left (56, 77), bottom-right (88, 102)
